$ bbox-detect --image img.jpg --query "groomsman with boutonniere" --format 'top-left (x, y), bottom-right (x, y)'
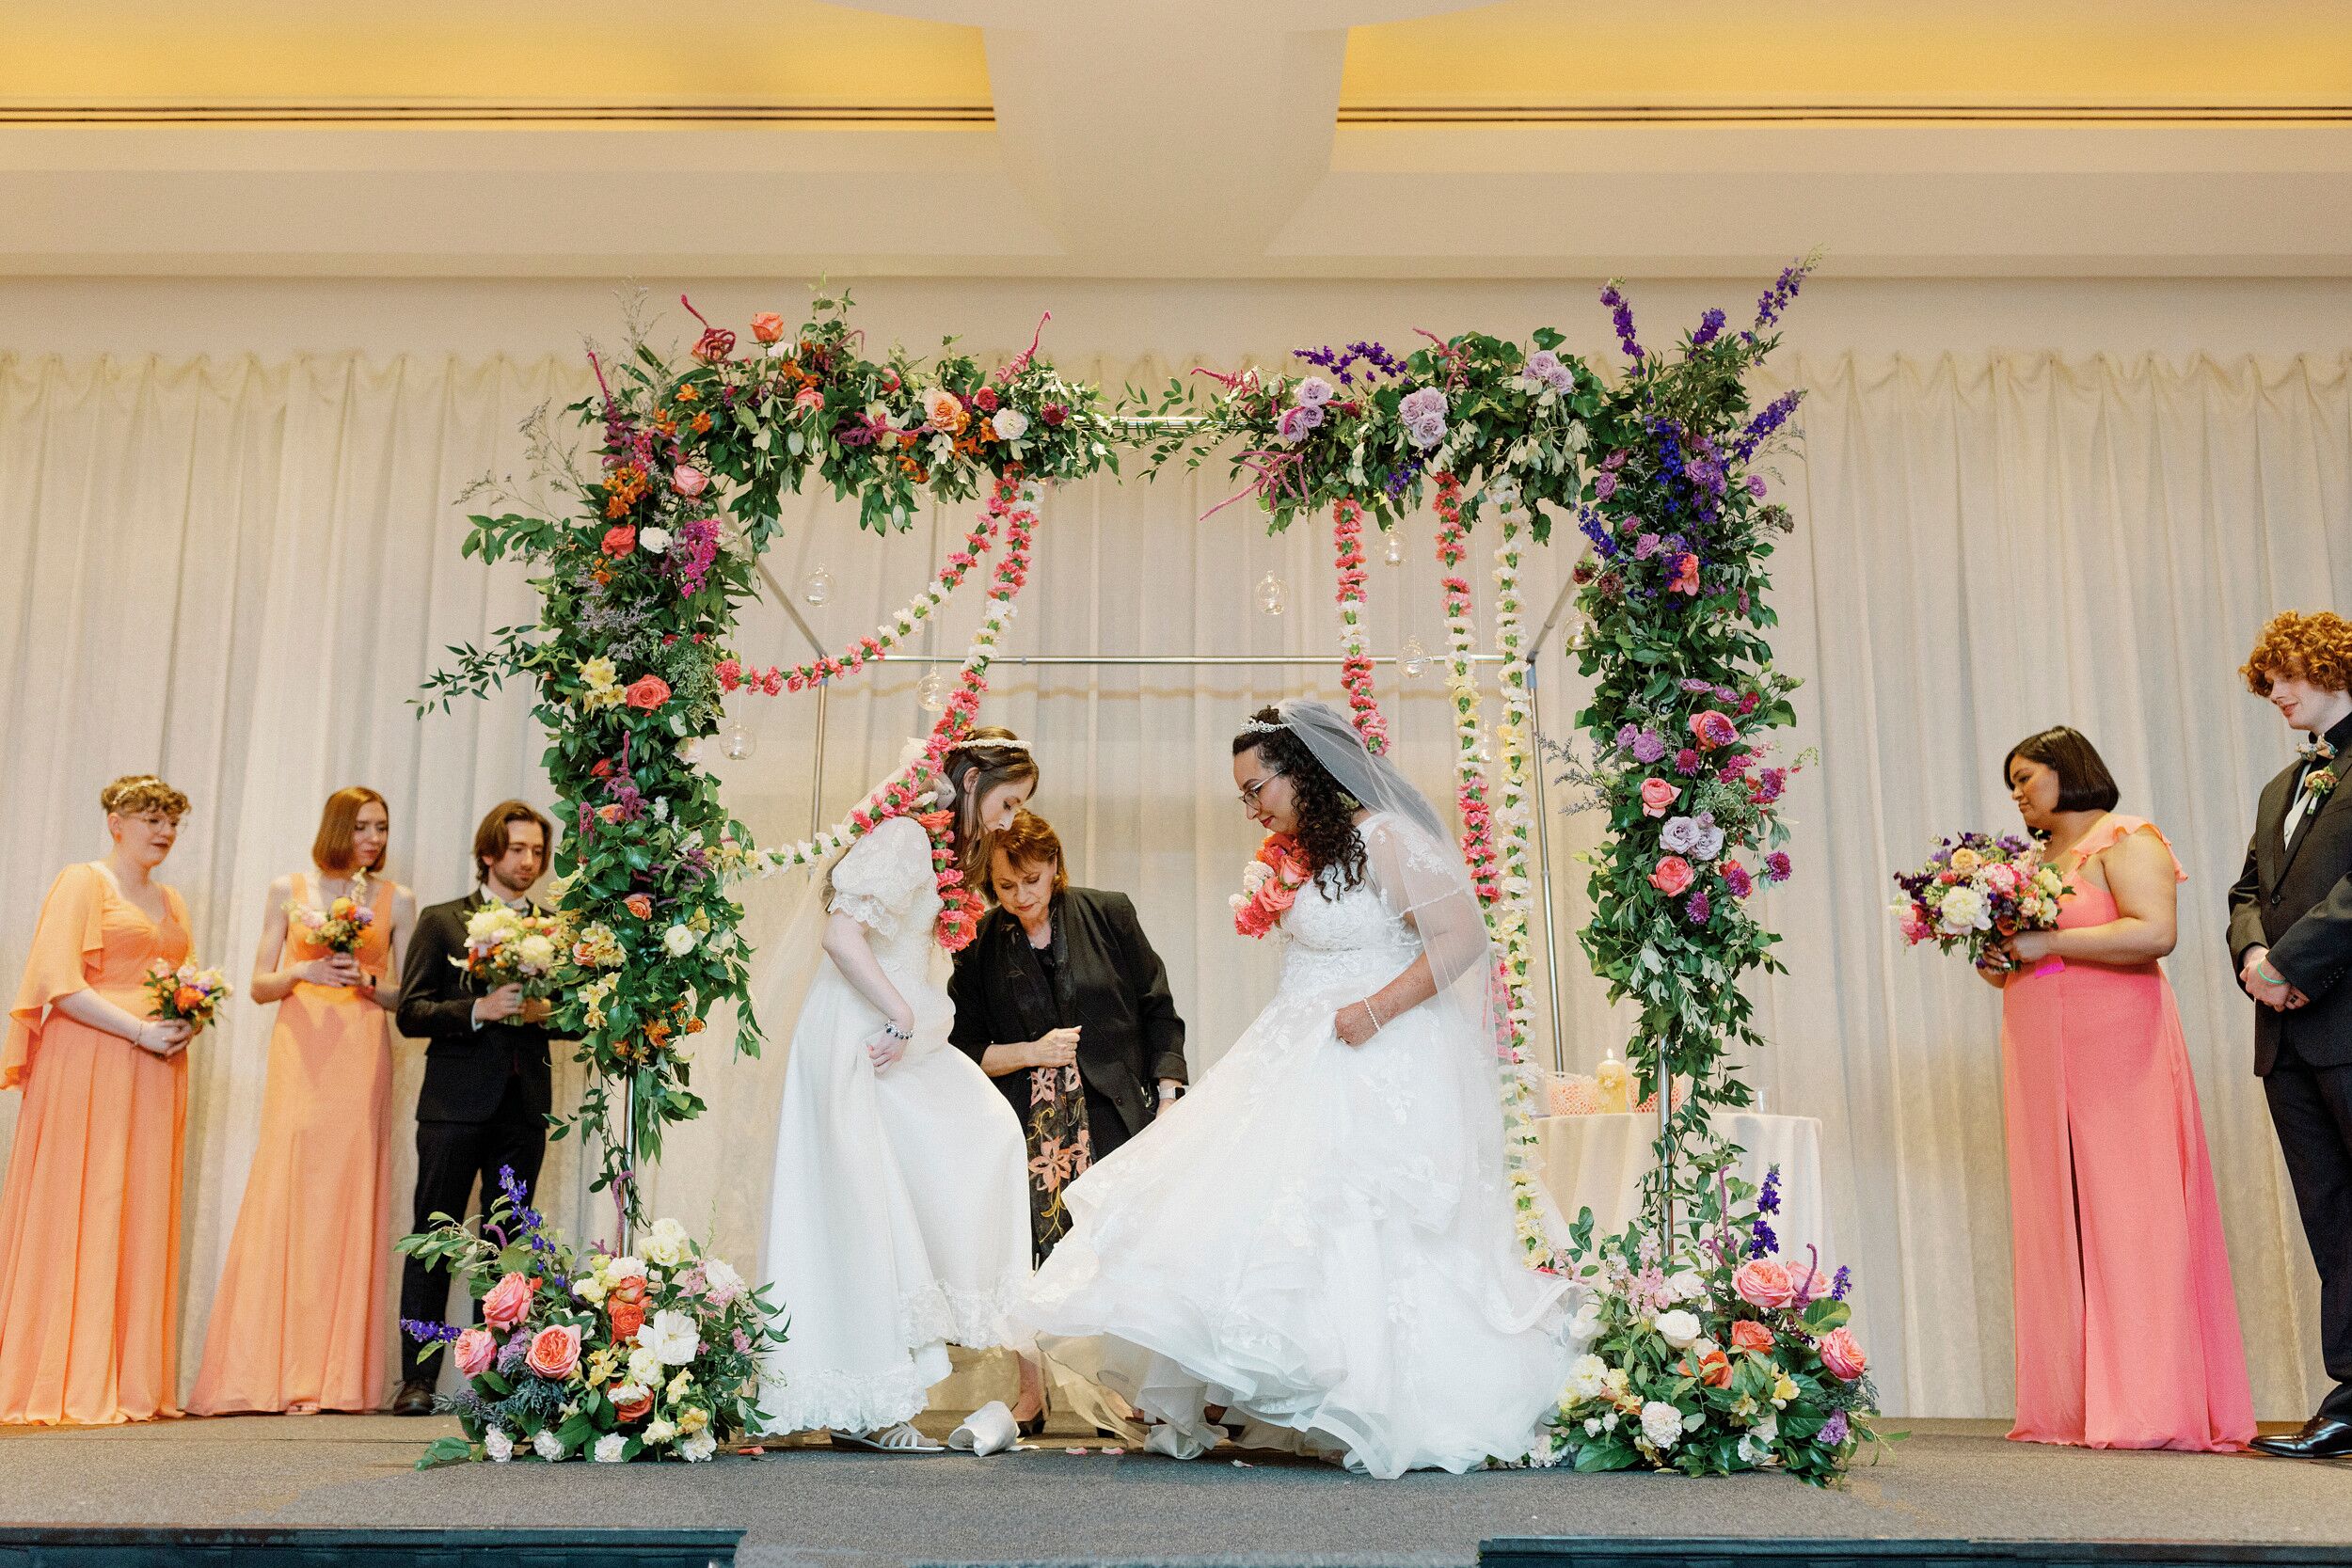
top-left (390, 800), bottom-right (559, 1416)
top-left (2228, 610), bottom-right (2352, 1459)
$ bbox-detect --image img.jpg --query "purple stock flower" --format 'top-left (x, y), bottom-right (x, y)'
top-left (1630, 729), bottom-right (1668, 765)
top-left (1690, 308), bottom-right (1726, 350)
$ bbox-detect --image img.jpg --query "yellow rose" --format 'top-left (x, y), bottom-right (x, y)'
top-left (1947, 847), bottom-right (1982, 874)
top-left (678, 1405), bottom-right (709, 1434)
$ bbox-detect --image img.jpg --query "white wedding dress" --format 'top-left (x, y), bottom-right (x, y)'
top-left (1014, 812), bottom-right (1575, 1477)
top-left (755, 814), bottom-right (1032, 1434)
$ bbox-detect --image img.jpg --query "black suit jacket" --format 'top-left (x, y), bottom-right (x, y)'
top-left (397, 891), bottom-right (556, 1123)
top-left (948, 887), bottom-right (1186, 1138)
top-left (2228, 711), bottom-right (2352, 1074)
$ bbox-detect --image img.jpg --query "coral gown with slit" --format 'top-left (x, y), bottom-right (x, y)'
top-left (1997, 814), bottom-right (2254, 1449)
top-left (190, 872), bottom-right (394, 1415)
top-left (0, 863), bottom-right (192, 1424)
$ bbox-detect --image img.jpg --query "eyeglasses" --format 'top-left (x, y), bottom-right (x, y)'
top-left (1238, 768), bottom-right (1286, 811)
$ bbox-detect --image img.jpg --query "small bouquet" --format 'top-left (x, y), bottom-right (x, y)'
top-left (1231, 832), bottom-right (1310, 939)
top-left (398, 1166), bottom-right (789, 1467)
top-left (287, 873), bottom-right (374, 955)
top-left (1891, 832), bottom-right (2068, 966)
top-left (144, 960), bottom-right (230, 1032)
top-left (457, 905), bottom-right (568, 996)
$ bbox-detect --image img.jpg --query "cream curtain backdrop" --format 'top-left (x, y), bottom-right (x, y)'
top-left (0, 343), bottom-right (2345, 1421)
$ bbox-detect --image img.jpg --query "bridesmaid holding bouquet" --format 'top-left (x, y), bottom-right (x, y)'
top-left (1978, 727), bottom-right (2254, 1450)
top-left (190, 787), bottom-right (414, 1416)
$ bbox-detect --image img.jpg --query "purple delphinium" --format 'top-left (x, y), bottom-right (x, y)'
top-left (1630, 729), bottom-right (1668, 765)
top-left (1831, 1264), bottom-right (1853, 1301)
top-left (1293, 341), bottom-right (1402, 388)
top-left (402, 1318), bottom-right (462, 1346)
top-left (1765, 850), bottom-right (1793, 883)
top-left (1598, 282), bottom-right (1644, 362)
top-left (1686, 889), bottom-right (1711, 924)
top-left (1577, 508), bottom-right (1621, 559)
top-left (1757, 1165), bottom-right (1782, 1214)
top-left (1749, 1218), bottom-right (1778, 1258)
top-left (1735, 388), bottom-right (1804, 462)
top-left (1752, 256), bottom-right (1816, 334)
top-left (1691, 308), bottom-right (1727, 350)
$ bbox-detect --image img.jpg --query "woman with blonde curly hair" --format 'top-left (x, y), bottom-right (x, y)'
top-left (0, 775), bottom-right (207, 1424)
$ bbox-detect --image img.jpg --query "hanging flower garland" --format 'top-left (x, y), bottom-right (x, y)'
top-left (1330, 499), bottom-right (1389, 752)
top-left (718, 512), bottom-right (999, 696)
top-left (1488, 488), bottom-right (1540, 1061)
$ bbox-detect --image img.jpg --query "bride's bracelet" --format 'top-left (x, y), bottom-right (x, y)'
top-left (880, 1019), bottom-right (914, 1041)
top-left (1360, 996), bottom-right (1384, 1033)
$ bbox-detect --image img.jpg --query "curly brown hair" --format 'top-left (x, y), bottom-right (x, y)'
top-left (1232, 707), bottom-right (1367, 894)
top-left (100, 774), bottom-right (189, 819)
top-left (2242, 610), bottom-right (2352, 696)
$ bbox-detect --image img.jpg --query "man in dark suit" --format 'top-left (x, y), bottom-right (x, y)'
top-left (390, 800), bottom-right (557, 1414)
top-left (2227, 611), bottom-right (2352, 1458)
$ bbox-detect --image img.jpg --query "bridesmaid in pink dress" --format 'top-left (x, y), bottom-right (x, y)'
top-left (189, 788), bottom-right (413, 1415)
top-left (1979, 726), bottom-right (2255, 1450)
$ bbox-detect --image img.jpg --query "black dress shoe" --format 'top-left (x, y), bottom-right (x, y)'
top-left (2250, 1416), bottom-right (2352, 1459)
top-left (390, 1379), bottom-right (437, 1417)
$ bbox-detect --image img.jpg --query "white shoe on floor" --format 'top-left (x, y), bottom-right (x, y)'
top-left (831, 1421), bottom-right (946, 1453)
top-left (1142, 1422), bottom-right (1210, 1461)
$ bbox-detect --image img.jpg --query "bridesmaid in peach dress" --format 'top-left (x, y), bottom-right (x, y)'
top-left (190, 787), bottom-right (413, 1416)
top-left (0, 775), bottom-right (202, 1424)
top-left (1979, 726), bottom-right (2255, 1450)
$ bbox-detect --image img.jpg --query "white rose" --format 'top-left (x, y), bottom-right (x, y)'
top-left (627, 1345), bottom-right (666, 1386)
top-left (593, 1433), bottom-right (628, 1463)
top-left (680, 1430), bottom-right (718, 1463)
top-left (516, 934), bottom-right (557, 970)
top-left (533, 1429), bottom-right (566, 1461)
top-left (610, 1382), bottom-right (649, 1410)
top-left (1566, 1300), bottom-right (1603, 1353)
top-left (643, 1417), bottom-right (677, 1446)
top-left (662, 924), bottom-right (698, 958)
top-left (1565, 1354), bottom-right (1610, 1401)
top-left (1241, 862), bottom-right (1271, 895)
top-left (700, 1258), bottom-right (744, 1302)
top-left (1582, 1417), bottom-right (1602, 1436)
top-left (1937, 885), bottom-right (1990, 934)
top-left (465, 908), bottom-right (509, 943)
top-left (603, 1255), bottom-right (648, 1286)
top-left (642, 1216), bottom-right (690, 1268)
top-left (1662, 1268), bottom-right (1706, 1302)
top-left (1640, 1400), bottom-right (1685, 1450)
top-left (639, 526), bottom-right (673, 554)
top-left (484, 1428), bottom-right (514, 1463)
top-left (1654, 1308), bottom-right (1702, 1349)
top-left (990, 407), bottom-right (1029, 442)
top-left (644, 1308), bottom-right (700, 1365)
top-left (1738, 1413), bottom-right (1780, 1466)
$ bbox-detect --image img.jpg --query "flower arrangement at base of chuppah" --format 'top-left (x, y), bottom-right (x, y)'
top-left (398, 1167), bottom-right (787, 1467)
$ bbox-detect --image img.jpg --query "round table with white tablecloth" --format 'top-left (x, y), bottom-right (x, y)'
top-left (1533, 1111), bottom-right (1835, 1270)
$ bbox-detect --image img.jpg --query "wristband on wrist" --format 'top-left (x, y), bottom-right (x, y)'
top-left (2257, 960), bottom-right (2285, 987)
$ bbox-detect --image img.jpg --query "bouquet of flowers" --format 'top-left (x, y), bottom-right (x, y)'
top-left (1231, 832), bottom-right (1310, 939)
top-left (457, 905), bottom-right (569, 996)
top-left (1890, 832), bottom-right (2068, 965)
top-left (1534, 1169), bottom-right (1888, 1484)
top-left (143, 960), bottom-right (230, 1031)
top-left (286, 873), bottom-right (374, 955)
top-left (398, 1167), bottom-right (788, 1467)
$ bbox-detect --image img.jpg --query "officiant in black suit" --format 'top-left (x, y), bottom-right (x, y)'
top-left (2228, 610), bottom-right (2352, 1459)
top-left (390, 800), bottom-right (558, 1415)
top-left (950, 810), bottom-right (1186, 1260)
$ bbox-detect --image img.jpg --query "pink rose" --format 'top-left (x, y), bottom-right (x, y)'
top-left (600, 525), bottom-right (636, 558)
top-left (1263, 879), bottom-right (1297, 912)
top-left (750, 311), bottom-right (785, 344)
top-left (794, 387), bottom-right (823, 413)
top-left (482, 1271), bottom-right (537, 1330)
top-left (453, 1326), bottom-right (499, 1378)
top-left (1734, 1258), bottom-right (1795, 1309)
top-left (625, 674), bottom-right (672, 711)
top-left (1639, 778), bottom-right (1679, 818)
top-left (1648, 855), bottom-right (1695, 897)
top-left (1730, 1319), bottom-right (1774, 1355)
top-left (525, 1323), bottom-right (582, 1380)
top-left (1819, 1325), bottom-right (1867, 1381)
top-left (672, 465), bottom-right (708, 499)
top-left (1690, 710), bottom-right (1740, 750)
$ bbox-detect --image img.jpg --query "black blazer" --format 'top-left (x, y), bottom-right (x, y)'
top-left (948, 887), bottom-right (1186, 1138)
top-left (396, 891), bottom-right (556, 1124)
top-left (2228, 711), bottom-right (2352, 1074)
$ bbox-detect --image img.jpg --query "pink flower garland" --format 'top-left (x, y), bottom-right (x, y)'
top-left (1434, 474), bottom-right (1502, 906)
top-left (1232, 832), bottom-right (1310, 939)
top-left (1331, 499), bottom-right (1388, 752)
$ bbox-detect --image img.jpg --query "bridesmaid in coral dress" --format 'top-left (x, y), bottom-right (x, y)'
top-left (1979, 726), bottom-right (2255, 1450)
top-left (191, 787), bottom-right (413, 1415)
top-left (0, 775), bottom-right (202, 1424)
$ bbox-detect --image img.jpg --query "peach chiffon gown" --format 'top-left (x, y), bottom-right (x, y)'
top-left (190, 873), bottom-right (393, 1415)
top-left (0, 862), bottom-right (192, 1424)
top-left (1997, 814), bottom-right (2255, 1449)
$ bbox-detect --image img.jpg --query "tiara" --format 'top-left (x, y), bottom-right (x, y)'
top-left (955, 735), bottom-right (1034, 754)
top-left (1240, 716), bottom-right (1286, 736)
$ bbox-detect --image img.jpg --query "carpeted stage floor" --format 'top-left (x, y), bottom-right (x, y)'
top-left (0, 1414), bottom-right (2345, 1567)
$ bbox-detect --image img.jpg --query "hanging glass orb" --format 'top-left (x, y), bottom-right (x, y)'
top-left (1383, 531), bottom-right (1406, 566)
top-left (720, 722), bottom-right (756, 761)
top-left (1400, 636), bottom-right (1429, 678)
top-left (1474, 736), bottom-right (1494, 766)
top-left (801, 566), bottom-right (834, 607)
top-left (917, 671), bottom-right (948, 713)
top-left (1256, 572), bottom-right (1287, 616)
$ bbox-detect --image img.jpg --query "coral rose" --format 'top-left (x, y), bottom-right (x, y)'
top-left (671, 465), bottom-right (708, 499)
top-left (1734, 1258), bottom-right (1796, 1309)
top-left (609, 1297), bottom-right (647, 1343)
top-left (1648, 855), bottom-right (1696, 897)
top-left (624, 893), bottom-right (653, 920)
top-left (453, 1326), bottom-right (499, 1378)
top-left (1819, 1326), bottom-right (1868, 1381)
top-left (1639, 778), bottom-right (1680, 818)
top-left (526, 1323), bottom-right (582, 1380)
top-left (601, 525), bottom-right (636, 558)
top-left (482, 1271), bottom-right (538, 1330)
top-left (611, 1385), bottom-right (655, 1423)
top-left (1730, 1319), bottom-right (1775, 1355)
top-left (1690, 1347), bottom-right (1733, 1388)
top-left (625, 674), bottom-right (672, 711)
top-left (749, 312), bottom-right (785, 344)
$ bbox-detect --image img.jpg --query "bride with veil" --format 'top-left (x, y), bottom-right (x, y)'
top-left (1011, 699), bottom-right (1577, 1477)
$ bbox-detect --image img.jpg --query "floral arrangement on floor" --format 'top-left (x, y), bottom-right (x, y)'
top-left (1534, 1167), bottom-right (1888, 1483)
top-left (144, 960), bottom-right (229, 1031)
top-left (399, 1167), bottom-right (787, 1468)
top-left (1891, 833), bottom-right (2068, 964)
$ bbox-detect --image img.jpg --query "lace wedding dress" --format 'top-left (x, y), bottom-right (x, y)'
top-left (1014, 812), bottom-right (1574, 1477)
top-left (756, 814), bottom-right (1032, 1434)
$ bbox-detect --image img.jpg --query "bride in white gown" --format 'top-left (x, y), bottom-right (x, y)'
top-left (756, 728), bottom-right (1042, 1450)
top-left (1013, 700), bottom-right (1576, 1477)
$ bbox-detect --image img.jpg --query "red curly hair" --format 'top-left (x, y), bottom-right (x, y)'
top-left (2242, 611), bottom-right (2352, 696)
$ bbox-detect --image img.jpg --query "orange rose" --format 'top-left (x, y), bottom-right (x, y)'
top-left (609, 1297), bottom-right (646, 1343)
top-left (525, 1323), bottom-right (582, 1380)
top-left (173, 986), bottom-right (204, 1012)
top-left (1730, 1319), bottom-right (1775, 1355)
top-left (608, 1274), bottom-right (648, 1307)
top-left (625, 674), bottom-right (672, 711)
top-left (750, 311), bottom-right (786, 344)
top-left (1688, 1347), bottom-right (1733, 1388)
top-left (624, 894), bottom-right (653, 920)
top-left (611, 1386), bottom-right (655, 1423)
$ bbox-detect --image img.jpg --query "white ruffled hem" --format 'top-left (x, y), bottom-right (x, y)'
top-left (759, 1280), bottom-right (1026, 1436)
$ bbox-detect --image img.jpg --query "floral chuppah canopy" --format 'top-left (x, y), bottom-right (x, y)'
top-left (427, 258), bottom-right (1883, 1478)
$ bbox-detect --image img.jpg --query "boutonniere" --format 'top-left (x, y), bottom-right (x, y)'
top-left (2312, 765), bottom-right (2340, 799)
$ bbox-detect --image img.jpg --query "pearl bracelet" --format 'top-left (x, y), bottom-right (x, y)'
top-left (1362, 996), bottom-right (1384, 1032)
